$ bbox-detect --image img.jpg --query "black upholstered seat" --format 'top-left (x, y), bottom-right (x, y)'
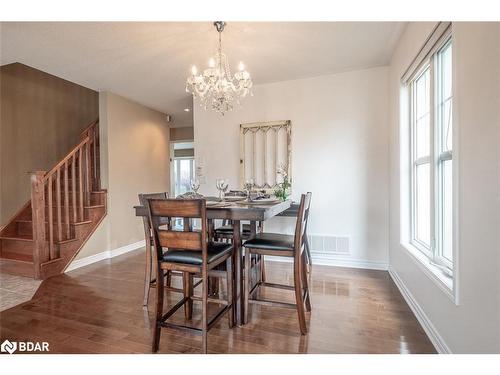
top-left (242, 232), bottom-right (295, 251)
top-left (162, 242), bottom-right (232, 265)
top-left (214, 223), bottom-right (251, 235)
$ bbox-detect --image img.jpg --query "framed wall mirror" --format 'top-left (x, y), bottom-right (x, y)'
top-left (239, 120), bottom-right (292, 191)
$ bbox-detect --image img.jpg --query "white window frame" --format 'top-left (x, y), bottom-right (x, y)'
top-left (404, 25), bottom-right (457, 299)
top-left (409, 63), bottom-right (433, 258)
top-left (434, 38), bottom-right (453, 271)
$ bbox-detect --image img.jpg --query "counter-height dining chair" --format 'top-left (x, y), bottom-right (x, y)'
top-left (139, 192), bottom-right (174, 305)
top-left (146, 198), bottom-right (234, 354)
top-left (242, 192), bottom-right (312, 334)
top-left (139, 192), bottom-right (197, 306)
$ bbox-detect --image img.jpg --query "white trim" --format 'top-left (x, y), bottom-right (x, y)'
top-left (267, 254), bottom-right (388, 271)
top-left (401, 242), bottom-right (456, 303)
top-left (388, 266), bottom-right (451, 354)
top-left (65, 240), bottom-right (145, 272)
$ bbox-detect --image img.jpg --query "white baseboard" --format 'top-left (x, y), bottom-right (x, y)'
top-left (388, 266), bottom-right (451, 354)
top-left (267, 254), bottom-right (388, 271)
top-left (65, 240), bottom-right (145, 272)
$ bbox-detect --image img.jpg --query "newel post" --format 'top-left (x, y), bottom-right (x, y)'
top-left (30, 171), bottom-right (48, 278)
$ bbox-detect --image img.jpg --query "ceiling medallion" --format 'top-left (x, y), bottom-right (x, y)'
top-left (186, 21), bottom-right (253, 115)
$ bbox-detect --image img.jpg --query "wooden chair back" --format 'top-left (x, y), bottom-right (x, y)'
top-left (138, 192), bottom-right (168, 240)
top-left (146, 198), bottom-right (208, 264)
top-left (293, 192), bottom-right (312, 259)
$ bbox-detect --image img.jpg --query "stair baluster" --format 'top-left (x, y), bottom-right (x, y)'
top-left (64, 160), bottom-right (70, 239)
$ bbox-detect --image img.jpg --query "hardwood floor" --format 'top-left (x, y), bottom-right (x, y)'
top-left (0, 249), bottom-right (436, 354)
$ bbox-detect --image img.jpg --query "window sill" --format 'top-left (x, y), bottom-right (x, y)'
top-left (400, 242), bottom-right (457, 304)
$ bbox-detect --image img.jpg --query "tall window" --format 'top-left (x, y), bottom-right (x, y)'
top-left (408, 37), bottom-right (453, 272)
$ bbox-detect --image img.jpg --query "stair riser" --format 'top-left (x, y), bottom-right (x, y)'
top-left (46, 192), bottom-right (104, 206)
top-left (1, 251), bottom-right (33, 262)
top-left (88, 206), bottom-right (105, 222)
top-left (0, 259), bottom-right (35, 278)
top-left (47, 179), bottom-right (100, 190)
top-left (16, 221), bottom-right (33, 236)
top-left (45, 191), bottom-right (105, 206)
top-left (16, 221), bottom-right (76, 240)
top-left (16, 209), bottom-right (32, 221)
top-left (73, 222), bottom-right (92, 239)
top-left (0, 238), bottom-right (33, 256)
top-left (45, 207), bottom-right (80, 221)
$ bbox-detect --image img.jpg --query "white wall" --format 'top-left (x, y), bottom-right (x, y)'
top-left (74, 91), bottom-right (170, 260)
top-left (388, 22), bottom-right (500, 353)
top-left (194, 67), bottom-right (390, 269)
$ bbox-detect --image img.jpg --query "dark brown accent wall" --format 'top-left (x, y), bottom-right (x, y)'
top-left (0, 63), bottom-right (99, 225)
top-left (170, 126), bottom-right (194, 141)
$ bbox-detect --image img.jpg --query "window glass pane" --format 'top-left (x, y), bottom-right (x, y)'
top-left (441, 160), bottom-right (453, 261)
top-left (415, 68), bottom-right (430, 119)
top-left (416, 113), bottom-right (430, 158)
top-left (437, 42), bottom-right (453, 153)
top-left (414, 68), bottom-right (430, 158)
top-left (174, 158), bottom-right (195, 196)
top-left (179, 159), bottom-right (192, 195)
top-left (443, 98), bottom-right (452, 152)
top-left (442, 44), bottom-right (452, 100)
top-left (415, 163), bottom-right (430, 247)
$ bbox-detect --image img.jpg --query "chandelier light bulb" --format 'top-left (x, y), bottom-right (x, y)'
top-left (209, 58), bottom-right (215, 68)
top-left (238, 61), bottom-right (245, 71)
top-left (191, 65), bottom-right (198, 75)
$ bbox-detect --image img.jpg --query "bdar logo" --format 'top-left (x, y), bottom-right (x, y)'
top-left (1, 340), bottom-right (17, 354)
top-left (0, 339), bottom-right (49, 354)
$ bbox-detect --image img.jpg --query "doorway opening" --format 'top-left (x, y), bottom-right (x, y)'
top-left (170, 141), bottom-right (195, 197)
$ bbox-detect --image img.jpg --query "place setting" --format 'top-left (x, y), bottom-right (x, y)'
top-left (205, 178), bottom-right (281, 207)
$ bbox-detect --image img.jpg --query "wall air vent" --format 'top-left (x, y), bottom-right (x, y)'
top-left (307, 234), bottom-right (350, 254)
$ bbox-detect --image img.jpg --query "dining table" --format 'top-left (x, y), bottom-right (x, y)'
top-left (134, 198), bottom-right (291, 326)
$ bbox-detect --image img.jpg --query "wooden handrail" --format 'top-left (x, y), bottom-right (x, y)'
top-left (80, 119), bottom-right (99, 137)
top-left (42, 136), bottom-right (90, 182)
top-left (29, 119), bottom-right (100, 272)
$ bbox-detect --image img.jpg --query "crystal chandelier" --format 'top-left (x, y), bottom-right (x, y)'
top-left (186, 21), bottom-right (253, 115)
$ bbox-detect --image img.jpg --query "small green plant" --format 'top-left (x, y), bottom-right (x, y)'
top-left (274, 164), bottom-right (291, 201)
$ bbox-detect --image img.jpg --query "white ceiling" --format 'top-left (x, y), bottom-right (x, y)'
top-left (0, 22), bottom-right (406, 127)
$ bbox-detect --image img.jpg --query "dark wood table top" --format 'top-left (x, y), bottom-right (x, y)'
top-left (134, 199), bottom-right (292, 221)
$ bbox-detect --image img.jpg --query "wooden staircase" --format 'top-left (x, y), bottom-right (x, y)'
top-left (0, 120), bottom-right (107, 279)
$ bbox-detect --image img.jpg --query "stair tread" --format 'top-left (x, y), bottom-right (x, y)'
top-left (72, 220), bottom-right (93, 226)
top-left (44, 204), bottom-right (104, 208)
top-left (0, 233), bottom-right (79, 244)
top-left (0, 234), bottom-right (33, 241)
top-left (58, 238), bottom-right (78, 244)
top-left (15, 219), bottom-right (93, 225)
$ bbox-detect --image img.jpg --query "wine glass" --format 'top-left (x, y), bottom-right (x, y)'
top-left (244, 178), bottom-right (254, 201)
top-left (190, 178), bottom-right (200, 196)
top-left (216, 179), bottom-right (229, 201)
